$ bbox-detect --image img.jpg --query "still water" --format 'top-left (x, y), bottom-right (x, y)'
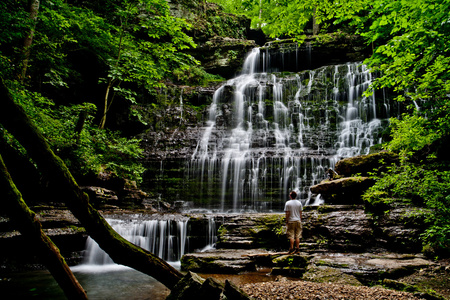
top-left (1, 265), bottom-right (171, 300)
top-left (1, 264), bottom-right (283, 299)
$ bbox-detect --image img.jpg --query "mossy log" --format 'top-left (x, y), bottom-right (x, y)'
top-left (0, 156), bottom-right (88, 299)
top-left (0, 79), bottom-right (182, 289)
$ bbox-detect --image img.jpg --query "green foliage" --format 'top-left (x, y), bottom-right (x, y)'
top-left (209, 0), bottom-right (362, 38)
top-left (8, 83), bottom-right (144, 182)
top-left (386, 114), bottom-right (440, 158)
top-left (0, 0), bottom-right (206, 181)
top-left (363, 163), bottom-right (450, 256)
top-left (172, 65), bottom-right (224, 86)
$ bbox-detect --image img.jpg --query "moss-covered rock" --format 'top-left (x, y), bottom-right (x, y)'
top-left (335, 151), bottom-right (399, 177)
top-left (310, 177), bottom-right (375, 204)
top-left (272, 254), bottom-right (309, 268)
top-left (303, 265), bottom-right (363, 286)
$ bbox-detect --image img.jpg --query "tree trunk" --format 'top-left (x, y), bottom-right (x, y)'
top-left (0, 79), bottom-right (183, 290)
top-left (21, 0), bottom-right (40, 82)
top-left (98, 80), bottom-right (112, 129)
top-left (0, 155), bottom-right (88, 300)
top-left (312, 7), bottom-right (320, 36)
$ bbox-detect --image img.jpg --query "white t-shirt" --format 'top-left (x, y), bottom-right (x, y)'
top-left (284, 199), bottom-right (303, 222)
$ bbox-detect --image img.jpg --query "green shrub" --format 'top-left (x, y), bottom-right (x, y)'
top-left (7, 84), bottom-right (144, 182)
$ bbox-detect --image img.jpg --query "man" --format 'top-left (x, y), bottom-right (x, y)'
top-left (284, 190), bottom-right (303, 254)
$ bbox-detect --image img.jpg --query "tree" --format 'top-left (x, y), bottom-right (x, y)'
top-left (361, 0), bottom-right (450, 135)
top-left (0, 79), bottom-right (253, 298)
top-left (209, 0), bottom-right (339, 38)
top-left (0, 79), bottom-right (183, 290)
top-left (21, 0), bottom-right (40, 81)
top-left (0, 155), bottom-right (88, 300)
top-left (97, 0), bottom-right (197, 128)
top-left (1, 0), bottom-right (199, 128)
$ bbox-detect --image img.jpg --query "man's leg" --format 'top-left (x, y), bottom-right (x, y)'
top-left (287, 222), bottom-right (295, 253)
top-left (294, 221), bottom-right (301, 253)
top-left (289, 238), bottom-right (295, 251)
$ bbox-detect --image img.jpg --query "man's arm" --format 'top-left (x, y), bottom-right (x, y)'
top-left (285, 211), bottom-right (290, 224)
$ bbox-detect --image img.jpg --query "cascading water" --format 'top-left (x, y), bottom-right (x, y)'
top-left (82, 216), bottom-right (189, 266)
top-left (80, 215), bottom-right (218, 266)
top-left (189, 46), bottom-right (391, 212)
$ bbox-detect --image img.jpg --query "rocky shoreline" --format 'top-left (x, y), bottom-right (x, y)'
top-left (1, 206), bottom-right (449, 299)
top-left (182, 249), bottom-right (449, 300)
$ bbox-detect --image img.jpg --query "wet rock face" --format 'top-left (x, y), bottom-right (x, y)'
top-left (204, 205), bottom-right (425, 254)
top-left (214, 214), bottom-right (286, 250)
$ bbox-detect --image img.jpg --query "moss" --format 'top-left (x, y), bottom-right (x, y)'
top-left (303, 266), bottom-right (363, 286)
top-left (217, 225), bottom-right (228, 241)
top-left (273, 255), bottom-right (308, 268)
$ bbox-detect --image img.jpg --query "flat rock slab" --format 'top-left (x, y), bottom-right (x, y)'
top-left (182, 249), bottom-right (437, 282)
top-left (181, 249), bottom-right (271, 274)
top-left (309, 252), bottom-right (436, 279)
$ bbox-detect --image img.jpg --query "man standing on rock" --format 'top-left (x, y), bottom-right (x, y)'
top-left (284, 191), bottom-right (303, 254)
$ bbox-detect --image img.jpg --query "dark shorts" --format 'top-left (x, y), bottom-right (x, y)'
top-left (287, 221), bottom-right (302, 240)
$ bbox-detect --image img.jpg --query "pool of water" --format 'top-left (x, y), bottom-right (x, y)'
top-left (0, 264), bottom-right (291, 299)
top-left (0, 265), bottom-right (170, 300)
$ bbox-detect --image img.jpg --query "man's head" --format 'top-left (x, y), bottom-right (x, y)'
top-left (289, 191), bottom-right (297, 200)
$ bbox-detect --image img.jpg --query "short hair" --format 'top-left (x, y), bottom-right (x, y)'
top-left (289, 191), bottom-right (297, 199)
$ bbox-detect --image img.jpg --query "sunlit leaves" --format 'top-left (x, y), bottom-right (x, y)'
top-left (386, 114), bottom-right (440, 158)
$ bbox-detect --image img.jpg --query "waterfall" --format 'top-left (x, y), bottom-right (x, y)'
top-left (188, 45), bottom-right (391, 213)
top-left (82, 216), bottom-right (189, 265)
top-left (81, 215), bottom-right (219, 266)
top-left (204, 216), bottom-right (218, 251)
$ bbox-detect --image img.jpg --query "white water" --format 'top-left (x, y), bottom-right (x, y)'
top-left (81, 217), bottom-right (189, 267)
top-left (79, 215), bottom-right (218, 267)
top-left (189, 47), bottom-right (390, 212)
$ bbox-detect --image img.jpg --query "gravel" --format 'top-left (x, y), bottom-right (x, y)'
top-left (241, 279), bottom-right (424, 300)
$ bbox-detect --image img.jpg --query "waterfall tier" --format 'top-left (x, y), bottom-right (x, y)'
top-left (81, 215), bottom-right (217, 266)
top-left (186, 47), bottom-right (393, 212)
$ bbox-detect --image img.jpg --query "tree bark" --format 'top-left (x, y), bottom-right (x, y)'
top-left (312, 6), bottom-right (320, 36)
top-left (21, 0), bottom-right (40, 82)
top-left (0, 155), bottom-right (88, 300)
top-left (0, 79), bottom-right (183, 289)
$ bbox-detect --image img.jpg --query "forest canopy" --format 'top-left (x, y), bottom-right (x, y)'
top-left (0, 0), bottom-right (204, 183)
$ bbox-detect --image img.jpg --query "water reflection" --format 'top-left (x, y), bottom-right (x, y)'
top-left (0, 266), bottom-right (298, 300)
top-left (1, 266), bottom-right (170, 300)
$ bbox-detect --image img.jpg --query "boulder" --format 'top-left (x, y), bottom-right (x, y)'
top-left (166, 271), bottom-right (252, 300)
top-left (181, 249), bottom-right (265, 274)
top-left (335, 151), bottom-right (399, 177)
top-left (309, 177), bottom-right (375, 204)
top-left (81, 186), bottom-right (119, 208)
top-left (271, 254), bottom-right (309, 277)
